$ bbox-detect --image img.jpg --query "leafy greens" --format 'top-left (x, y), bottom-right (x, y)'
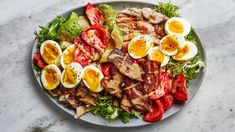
top-left (34, 16), bottom-right (66, 48)
top-left (156, 2), bottom-right (205, 81)
top-left (155, 2), bottom-right (180, 18)
top-left (89, 93), bottom-right (140, 123)
top-left (34, 12), bottom-right (89, 48)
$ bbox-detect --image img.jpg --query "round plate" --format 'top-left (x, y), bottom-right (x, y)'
top-left (32, 1), bottom-right (207, 127)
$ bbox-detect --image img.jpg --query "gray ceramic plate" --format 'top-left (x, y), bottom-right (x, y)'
top-left (32, 1), bottom-right (207, 127)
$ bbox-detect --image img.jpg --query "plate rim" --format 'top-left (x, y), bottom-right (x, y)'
top-left (31, 0), bottom-right (207, 128)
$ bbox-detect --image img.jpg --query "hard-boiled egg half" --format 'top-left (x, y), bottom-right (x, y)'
top-left (82, 65), bottom-right (104, 92)
top-left (159, 34), bottom-right (185, 56)
top-left (173, 41), bottom-right (198, 61)
top-left (148, 46), bottom-right (170, 66)
top-left (128, 35), bottom-right (153, 59)
top-left (40, 40), bottom-right (62, 66)
top-left (61, 44), bottom-right (75, 68)
top-left (41, 64), bottom-right (61, 90)
top-left (165, 17), bottom-right (191, 36)
top-left (61, 62), bottom-right (83, 88)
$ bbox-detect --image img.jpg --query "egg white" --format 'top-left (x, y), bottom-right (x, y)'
top-left (165, 17), bottom-right (191, 36)
top-left (173, 41), bottom-right (198, 61)
top-left (41, 64), bottom-right (61, 90)
top-left (61, 62), bottom-right (83, 88)
top-left (159, 34), bottom-right (185, 56)
top-left (60, 44), bottom-right (75, 69)
top-left (82, 65), bottom-right (104, 92)
top-left (148, 46), bottom-right (170, 67)
top-left (40, 40), bottom-right (62, 66)
top-left (128, 34), bottom-right (153, 59)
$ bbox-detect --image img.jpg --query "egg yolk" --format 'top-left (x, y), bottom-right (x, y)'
top-left (174, 44), bottom-right (189, 59)
top-left (151, 50), bottom-right (165, 63)
top-left (83, 69), bottom-right (99, 92)
top-left (63, 66), bottom-right (77, 85)
top-left (169, 20), bottom-right (184, 34)
top-left (43, 44), bottom-right (59, 63)
top-left (129, 39), bottom-right (147, 57)
top-left (162, 36), bottom-right (178, 52)
top-left (64, 47), bottom-right (75, 65)
top-left (45, 68), bottom-right (59, 88)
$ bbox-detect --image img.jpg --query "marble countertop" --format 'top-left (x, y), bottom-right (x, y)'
top-left (0, 0), bottom-right (235, 131)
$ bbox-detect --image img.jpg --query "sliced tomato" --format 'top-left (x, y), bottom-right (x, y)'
top-left (100, 63), bottom-right (112, 77)
top-left (86, 3), bottom-right (103, 26)
top-left (121, 47), bottom-right (128, 53)
top-left (33, 52), bottom-right (46, 69)
top-left (172, 74), bottom-right (188, 101)
top-left (143, 100), bottom-right (164, 122)
top-left (37, 59), bottom-right (46, 69)
top-left (74, 37), bottom-right (94, 66)
top-left (33, 52), bottom-right (41, 64)
top-left (161, 93), bottom-right (174, 110)
top-left (81, 25), bottom-right (108, 53)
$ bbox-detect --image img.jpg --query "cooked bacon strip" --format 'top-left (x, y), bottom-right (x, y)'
top-left (123, 78), bottom-right (152, 112)
top-left (142, 60), bottom-right (161, 94)
top-left (101, 77), bottom-right (122, 98)
top-left (101, 66), bottom-right (123, 98)
top-left (108, 48), bottom-right (143, 81)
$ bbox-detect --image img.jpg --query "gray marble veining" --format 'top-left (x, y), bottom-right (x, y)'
top-left (0, 0), bottom-right (235, 131)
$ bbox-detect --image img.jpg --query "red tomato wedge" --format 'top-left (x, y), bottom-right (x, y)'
top-left (172, 74), bottom-right (188, 101)
top-left (143, 100), bottom-right (164, 122)
top-left (161, 93), bottom-right (174, 110)
top-left (33, 52), bottom-right (46, 69)
top-left (100, 63), bottom-right (113, 78)
top-left (74, 37), bottom-right (94, 66)
top-left (86, 3), bottom-right (103, 26)
top-left (81, 25), bottom-right (108, 53)
top-left (37, 59), bottom-right (46, 69)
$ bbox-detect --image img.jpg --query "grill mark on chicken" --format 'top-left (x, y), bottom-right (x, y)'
top-left (120, 94), bottom-right (132, 112)
top-left (48, 86), bottom-right (97, 117)
top-left (141, 8), bottom-right (167, 24)
top-left (119, 8), bottom-right (143, 20)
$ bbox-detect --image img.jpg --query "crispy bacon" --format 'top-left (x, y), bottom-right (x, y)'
top-left (123, 78), bottom-right (152, 112)
top-left (101, 66), bottom-right (123, 98)
top-left (142, 60), bottom-right (161, 94)
top-left (108, 48), bottom-right (143, 81)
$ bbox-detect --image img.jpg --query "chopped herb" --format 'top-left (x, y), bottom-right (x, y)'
top-left (155, 2), bottom-right (180, 18)
top-left (185, 28), bottom-right (197, 43)
top-left (32, 65), bottom-right (42, 76)
top-left (164, 55), bottom-right (205, 82)
top-left (34, 16), bottom-right (66, 48)
top-left (89, 93), bottom-right (140, 123)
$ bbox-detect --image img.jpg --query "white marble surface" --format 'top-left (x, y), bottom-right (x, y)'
top-left (0, 0), bottom-right (235, 131)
